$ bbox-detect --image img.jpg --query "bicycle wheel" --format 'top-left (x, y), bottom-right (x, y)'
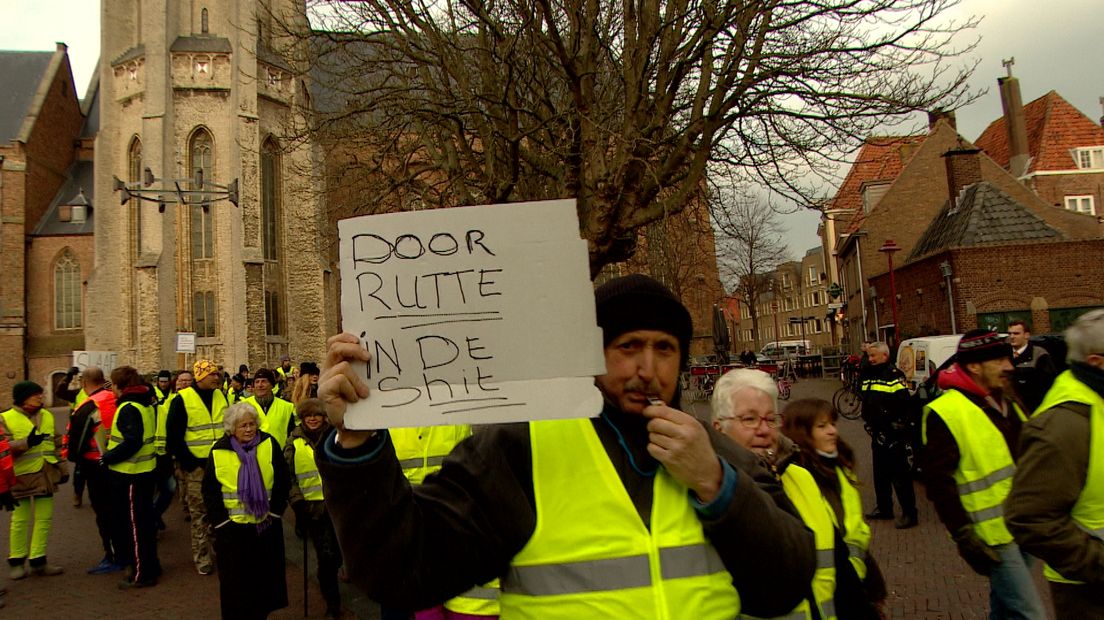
top-left (834, 388), bottom-right (863, 419)
top-left (778, 381), bottom-right (791, 401)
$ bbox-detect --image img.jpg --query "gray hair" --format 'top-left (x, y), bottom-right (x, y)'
top-left (223, 402), bottom-right (260, 434)
top-left (711, 368), bottom-right (778, 421)
top-left (1065, 309), bottom-right (1104, 363)
top-left (870, 341), bottom-right (890, 356)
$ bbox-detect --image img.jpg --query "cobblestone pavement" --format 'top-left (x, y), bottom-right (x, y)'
top-left (4, 381), bottom-right (1057, 618)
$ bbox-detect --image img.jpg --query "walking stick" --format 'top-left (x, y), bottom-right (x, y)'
top-left (303, 531), bottom-right (309, 617)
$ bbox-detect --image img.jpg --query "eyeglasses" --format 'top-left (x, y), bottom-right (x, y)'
top-left (719, 414), bottom-right (783, 429)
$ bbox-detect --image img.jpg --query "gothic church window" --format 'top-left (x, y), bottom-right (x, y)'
top-left (261, 138), bottom-right (280, 260)
top-left (54, 250), bottom-right (82, 330)
top-left (201, 8), bottom-right (209, 34)
top-left (189, 128), bottom-right (215, 259)
top-left (193, 291), bottom-right (217, 338)
top-left (128, 136), bottom-right (142, 250)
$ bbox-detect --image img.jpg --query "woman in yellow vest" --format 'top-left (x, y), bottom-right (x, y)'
top-left (782, 398), bottom-right (887, 618)
top-left (285, 398), bottom-right (343, 619)
top-left (101, 366), bottom-right (161, 588)
top-left (202, 402), bottom-right (290, 619)
top-left (1, 381), bottom-right (65, 579)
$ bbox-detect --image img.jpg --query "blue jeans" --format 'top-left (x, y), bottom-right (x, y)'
top-left (989, 543), bottom-right (1046, 620)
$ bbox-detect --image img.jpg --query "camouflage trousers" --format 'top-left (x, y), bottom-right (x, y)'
top-left (181, 466), bottom-right (213, 573)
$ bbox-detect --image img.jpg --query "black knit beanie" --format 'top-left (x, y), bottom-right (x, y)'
top-left (594, 274), bottom-right (693, 367)
top-left (254, 368), bottom-right (277, 384)
top-left (956, 329), bottom-right (1013, 365)
top-left (12, 381), bottom-right (44, 406)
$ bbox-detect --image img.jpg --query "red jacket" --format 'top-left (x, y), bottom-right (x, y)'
top-left (0, 435), bottom-right (15, 494)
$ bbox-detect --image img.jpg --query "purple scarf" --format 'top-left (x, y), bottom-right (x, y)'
top-left (230, 434), bottom-right (269, 520)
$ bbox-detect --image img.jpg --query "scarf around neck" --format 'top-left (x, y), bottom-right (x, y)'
top-left (230, 434), bottom-right (269, 520)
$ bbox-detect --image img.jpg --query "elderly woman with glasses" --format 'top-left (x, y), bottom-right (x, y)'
top-left (202, 402), bottom-right (290, 619)
top-left (711, 369), bottom-right (880, 620)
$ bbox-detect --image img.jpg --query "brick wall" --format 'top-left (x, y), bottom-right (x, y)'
top-left (869, 239), bottom-right (1104, 339)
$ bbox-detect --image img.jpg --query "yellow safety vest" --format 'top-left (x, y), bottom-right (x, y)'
top-left (445, 579), bottom-right (501, 617)
top-left (498, 418), bottom-right (740, 619)
top-left (392, 425), bottom-right (472, 485)
top-left (767, 464), bottom-right (837, 620)
top-left (291, 436), bottom-right (324, 501)
top-left (179, 387), bottom-right (227, 459)
top-left (923, 389), bottom-right (1025, 546)
top-left (834, 467), bottom-right (871, 580)
top-left (106, 401), bottom-right (157, 475)
top-left (1034, 371), bottom-right (1104, 584)
top-left (244, 396), bottom-right (297, 449)
top-left (154, 386), bottom-right (166, 403)
top-left (155, 393), bottom-right (177, 456)
top-left (72, 388), bottom-right (88, 411)
top-left (212, 438), bottom-right (275, 524)
top-left (1, 408), bottom-right (57, 476)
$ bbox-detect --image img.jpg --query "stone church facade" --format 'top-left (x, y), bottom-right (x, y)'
top-left (90, 0), bottom-right (331, 373)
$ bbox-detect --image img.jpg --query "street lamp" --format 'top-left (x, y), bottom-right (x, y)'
top-left (878, 239), bottom-right (902, 346)
top-left (939, 260), bottom-right (957, 334)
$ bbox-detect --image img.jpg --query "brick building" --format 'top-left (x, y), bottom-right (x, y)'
top-left (0, 45), bottom-right (90, 404)
top-left (731, 246), bottom-right (833, 355)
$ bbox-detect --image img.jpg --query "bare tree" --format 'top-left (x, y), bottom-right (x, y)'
top-left (269, 0), bottom-right (978, 273)
top-left (712, 184), bottom-right (791, 350)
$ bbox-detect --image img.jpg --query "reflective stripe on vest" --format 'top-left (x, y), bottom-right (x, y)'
top-left (155, 393), bottom-right (176, 456)
top-left (179, 388), bottom-right (227, 459)
top-left (499, 418), bottom-right (739, 619)
top-left (862, 378), bottom-right (909, 394)
top-left (1, 408), bottom-right (58, 475)
top-left (245, 396), bottom-right (298, 449)
top-left (106, 401), bottom-right (158, 475)
top-left (923, 389), bottom-right (1025, 546)
top-left (781, 464), bottom-right (837, 620)
top-left (833, 467), bottom-right (871, 580)
top-left (1034, 371), bottom-right (1104, 584)
top-left (392, 425), bottom-right (471, 485)
top-left (212, 438), bottom-right (275, 524)
top-left (292, 436), bottom-right (324, 501)
top-left (444, 579), bottom-right (501, 616)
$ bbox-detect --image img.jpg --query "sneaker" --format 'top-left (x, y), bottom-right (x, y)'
top-left (88, 559), bottom-right (125, 575)
top-left (29, 564), bottom-right (63, 577)
top-left (864, 509), bottom-right (894, 520)
top-left (9, 564), bottom-right (26, 580)
top-left (72, 495), bottom-right (83, 508)
top-left (197, 565), bottom-right (214, 575)
top-left (118, 578), bottom-right (156, 590)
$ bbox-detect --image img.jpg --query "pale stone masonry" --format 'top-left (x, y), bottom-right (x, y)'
top-left (89, 0), bottom-right (330, 372)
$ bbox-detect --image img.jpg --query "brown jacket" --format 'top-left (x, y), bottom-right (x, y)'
top-left (1006, 399), bottom-right (1103, 586)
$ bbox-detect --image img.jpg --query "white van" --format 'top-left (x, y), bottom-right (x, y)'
top-left (761, 340), bottom-right (811, 360)
top-left (896, 335), bottom-right (962, 393)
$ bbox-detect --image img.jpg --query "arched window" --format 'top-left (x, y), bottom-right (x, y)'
top-left (261, 137), bottom-right (280, 260)
top-left (128, 136), bottom-right (142, 250)
top-left (189, 128), bottom-right (214, 259)
top-left (201, 8), bottom-right (209, 34)
top-left (54, 249), bottom-right (82, 330)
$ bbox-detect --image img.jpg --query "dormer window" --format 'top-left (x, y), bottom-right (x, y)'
top-left (1073, 147), bottom-right (1104, 170)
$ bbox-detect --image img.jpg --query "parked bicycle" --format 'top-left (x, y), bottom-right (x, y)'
top-left (833, 358), bottom-right (863, 419)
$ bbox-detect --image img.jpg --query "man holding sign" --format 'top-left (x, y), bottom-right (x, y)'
top-left (316, 274), bottom-right (814, 618)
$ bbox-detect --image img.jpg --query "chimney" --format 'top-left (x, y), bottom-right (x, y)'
top-left (998, 68), bottom-right (1030, 177)
top-left (928, 109), bottom-right (957, 131)
top-left (943, 147), bottom-right (983, 206)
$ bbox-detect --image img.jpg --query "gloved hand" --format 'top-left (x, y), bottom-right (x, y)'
top-left (25, 430), bottom-right (46, 448)
top-left (68, 366), bottom-right (80, 377)
top-left (0, 491), bottom-right (18, 511)
top-left (952, 526), bottom-right (1000, 575)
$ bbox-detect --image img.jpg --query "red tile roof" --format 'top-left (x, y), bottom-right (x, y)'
top-left (974, 91), bottom-right (1104, 172)
top-left (828, 135), bottom-right (926, 233)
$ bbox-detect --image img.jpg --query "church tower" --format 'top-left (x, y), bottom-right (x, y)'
top-left (90, 0), bottom-right (329, 371)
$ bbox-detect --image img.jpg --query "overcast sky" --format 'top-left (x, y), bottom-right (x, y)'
top-left (3, 0), bottom-right (1102, 257)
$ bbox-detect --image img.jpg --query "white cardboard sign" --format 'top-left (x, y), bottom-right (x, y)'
top-left (72, 350), bottom-right (118, 373)
top-left (338, 199), bottom-right (605, 429)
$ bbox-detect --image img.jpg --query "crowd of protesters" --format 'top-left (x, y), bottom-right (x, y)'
top-left (1, 276), bottom-right (1103, 619)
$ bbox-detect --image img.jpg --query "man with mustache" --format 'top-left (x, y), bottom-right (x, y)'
top-left (920, 329), bottom-right (1045, 619)
top-left (315, 274), bottom-right (814, 618)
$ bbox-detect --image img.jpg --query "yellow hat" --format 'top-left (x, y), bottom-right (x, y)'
top-left (193, 359), bottom-right (218, 382)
